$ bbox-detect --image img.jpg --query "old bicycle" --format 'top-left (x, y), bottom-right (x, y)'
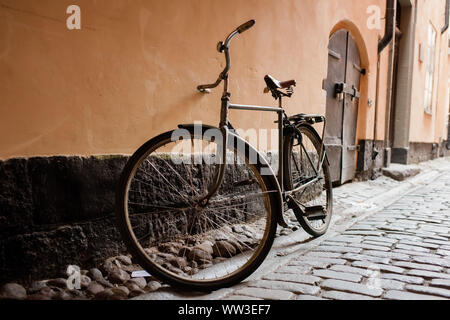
top-left (116, 20), bottom-right (332, 291)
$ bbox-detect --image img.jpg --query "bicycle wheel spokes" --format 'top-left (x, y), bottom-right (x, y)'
top-left (124, 134), bottom-right (274, 285)
top-left (290, 129), bottom-right (330, 230)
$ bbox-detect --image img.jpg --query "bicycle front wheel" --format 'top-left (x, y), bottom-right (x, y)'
top-left (116, 126), bottom-right (278, 291)
top-left (283, 124), bottom-right (333, 237)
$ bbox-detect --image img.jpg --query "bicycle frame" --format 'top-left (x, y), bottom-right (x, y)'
top-left (227, 99), bottom-right (327, 199)
top-left (228, 101), bottom-right (286, 191)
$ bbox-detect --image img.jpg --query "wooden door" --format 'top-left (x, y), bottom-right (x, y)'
top-left (323, 30), bottom-right (361, 184)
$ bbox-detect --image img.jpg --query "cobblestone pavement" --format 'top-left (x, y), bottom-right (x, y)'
top-left (136, 158), bottom-right (450, 300)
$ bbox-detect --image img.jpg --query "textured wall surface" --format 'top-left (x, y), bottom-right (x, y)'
top-left (0, 156), bottom-right (128, 283)
top-left (0, 148), bottom-right (325, 283)
top-left (0, 0), bottom-right (386, 160)
top-left (1, 0), bottom-right (448, 286)
top-left (409, 0), bottom-right (449, 144)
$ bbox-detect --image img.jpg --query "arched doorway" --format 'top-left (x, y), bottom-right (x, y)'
top-left (323, 29), bottom-right (362, 184)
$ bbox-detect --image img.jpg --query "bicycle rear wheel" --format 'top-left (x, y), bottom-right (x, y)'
top-left (116, 126), bottom-right (278, 291)
top-left (283, 124), bottom-right (333, 237)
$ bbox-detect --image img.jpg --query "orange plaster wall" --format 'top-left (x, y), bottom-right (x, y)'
top-left (0, 0), bottom-right (386, 159)
top-left (434, 32), bottom-right (449, 143)
top-left (409, 0), bottom-right (449, 144)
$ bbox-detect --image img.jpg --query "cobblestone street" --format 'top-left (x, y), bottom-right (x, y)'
top-left (136, 157), bottom-right (450, 300)
top-left (226, 159), bottom-right (450, 300)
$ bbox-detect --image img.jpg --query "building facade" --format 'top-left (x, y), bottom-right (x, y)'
top-left (0, 0), bottom-right (448, 282)
top-left (388, 0), bottom-right (450, 165)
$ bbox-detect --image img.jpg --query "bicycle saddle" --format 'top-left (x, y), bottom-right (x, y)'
top-left (264, 75), bottom-right (296, 99)
top-left (264, 75), bottom-right (296, 92)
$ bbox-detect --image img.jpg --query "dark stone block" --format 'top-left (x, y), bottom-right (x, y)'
top-left (80, 218), bottom-right (124, 267)
top-left (392, 142), bottom-right (442, 165)
top-left (0, 155), bottom-right (129, 283)
top-left (356, 140), bottom-right (369, 173)
top-left (442, 140), bottom-right (450, 157)
top-left (77, 156), bottom-right (128, 221)
top-left (0, 226), bottom-right (88, 283)
top-left (29, 156), bottom-right (83, 225)
top-left (356, 140), bottom-right (385, 180)
top-left (29, 156), bottom-right (128, 225)
top-left (392, 147), bottom-right (409, 165)
top-left (0, 158), bottom-right (33, 237)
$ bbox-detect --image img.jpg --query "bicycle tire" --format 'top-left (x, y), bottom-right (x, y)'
top-left (116, 125), bottom-right (279, 291)
top-left (283, 124), bottom-right (333, 237)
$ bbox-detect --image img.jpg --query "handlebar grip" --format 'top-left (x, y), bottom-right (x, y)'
top-left (237, 20), bottom-right (256, 34)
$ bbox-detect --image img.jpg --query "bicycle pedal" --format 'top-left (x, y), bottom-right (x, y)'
top-left (287, 197), bottom-right (327, 222)
top-left (304, 206), bottom-right (327, 220)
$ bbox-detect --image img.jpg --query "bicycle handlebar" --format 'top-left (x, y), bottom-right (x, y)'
top-left (237, 20), bottom-right (256, 34)
top-left (197, 20), bottom-right (256, 93)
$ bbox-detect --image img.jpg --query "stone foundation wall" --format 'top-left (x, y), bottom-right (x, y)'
top-left (0, 149), bottom-right (343, 284)
top-left (0, 156), bottom-right (129, 284)
top-left (356, 140), bottom-right (386, 180)
top-left (357, 140), bottom-right (449, 176)
top-left (1, 155), bottom-right (271, 284)
top-left (0, 155), bottom-right (259, 283)
top-left (407, 142), bottom-right (440, 164)
top-left (392, 141), bottom-right (445, 165)
top-left (441, 140), bottom-right (450, 158)
top-left (0, 153), bottom-right (278, 284)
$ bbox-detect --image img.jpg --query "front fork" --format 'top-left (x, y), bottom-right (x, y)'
top-left (199, 95), bottom-right (230, 206)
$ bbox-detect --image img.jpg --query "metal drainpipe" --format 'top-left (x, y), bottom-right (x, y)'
top-left (442, 0), bottom-right (449, 150)
top-left (372, 0), bottom-right (396, 168)
top-left (442, 0), bottom-right (449, 34)
top-left (378, 0), bottom-right (396, 54)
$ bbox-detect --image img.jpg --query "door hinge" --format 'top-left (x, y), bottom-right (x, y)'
top-left (335, 82), bottom-right (361, 101)
top-left (347, 145), bottom-right (360, 152)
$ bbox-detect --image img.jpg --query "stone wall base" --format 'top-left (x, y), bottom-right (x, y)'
top-left (0, 156), bottom-right (129, 284)
top-left (356, 140), bottom-right (449, 179)
top-left (355, 140), bottom-right (386, 181)
top-left (0, 152), bottom-right (294, 284)
top-left (392, 141), bottom-right (447, 165)
top-left (2, 141), bottom-right (448, 284)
